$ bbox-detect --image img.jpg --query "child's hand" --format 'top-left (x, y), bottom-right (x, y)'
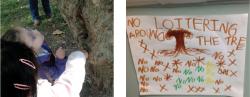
top-left (55, 47), bottom-right (65, 59)
top-left (81, 50), bottom-right (88, 59)
top-left (33, 29), bottom-right (44, 39)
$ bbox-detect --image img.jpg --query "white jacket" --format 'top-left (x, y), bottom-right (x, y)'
top-left (37, 51), bottom-right (86, 97)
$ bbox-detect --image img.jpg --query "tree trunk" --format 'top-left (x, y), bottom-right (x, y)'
top-left (57, 0), bottom-right (113, 97)
top-left (174, 34), bottom-right (186, 52)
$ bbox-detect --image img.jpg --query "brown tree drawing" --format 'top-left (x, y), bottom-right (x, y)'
top-left (160, 29), bottom-right (208, 57)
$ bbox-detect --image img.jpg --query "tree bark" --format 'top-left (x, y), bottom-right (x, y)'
top-left (57, 0), bottom-right (113, 97)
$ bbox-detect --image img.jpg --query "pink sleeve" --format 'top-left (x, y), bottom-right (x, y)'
top-left (37, 51), bottom-right (86, 97)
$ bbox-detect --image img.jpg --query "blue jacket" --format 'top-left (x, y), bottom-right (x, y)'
top-left (36, 42), bottom-right (67, 80)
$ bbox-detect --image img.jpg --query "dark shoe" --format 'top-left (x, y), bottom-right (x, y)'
top-left (33, 19), bottom-right (40, 27)
top-left (46, 15), bottom-right (52, 22)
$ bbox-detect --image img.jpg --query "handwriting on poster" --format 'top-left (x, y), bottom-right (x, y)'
top-left (127, 15), bottom-right (248, 96)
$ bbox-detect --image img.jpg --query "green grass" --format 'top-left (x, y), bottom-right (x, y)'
top-left (0, 0), bottom-right (70, 36)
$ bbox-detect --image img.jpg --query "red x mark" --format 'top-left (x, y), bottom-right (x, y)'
top-left (195, 87), bottom-right (205, 92)
top-left (228, 49), bottom-right (235, 57)
top-left (150, 50), bottom-right (157, 59)
top-left (187, 85), bottom-right (204, 93)
top-left (224, 85), bottom-right (231, 91)
top-left (142, 45), bottom-right (150, 53)
top-left (160, 84), bottom-right (167, 92)
top-left (213, 87), bottom-right (220, 93)
top-left (138, 39), bottom-right (144, 46)
top-left (187, 85), bottom-right (194, 92)
top-left (138, 39), bottom-right (150, 53)
top-left (163, 63), bottom-right (170, 71)
top-left (230, 71), bottom-right (237, 77)
top-left (229, 58), bottom-right (236, 66)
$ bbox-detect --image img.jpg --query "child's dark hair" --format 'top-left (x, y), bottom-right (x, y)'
top-left (1, 40), bottom-right (38, 97)
top-left (2, 27), bottom-right (56, 83)
top-left (2, 27), bottom-right (56, 67)
top-left (1, 27), bottom-right (22, 42)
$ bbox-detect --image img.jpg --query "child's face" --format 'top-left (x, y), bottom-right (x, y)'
top-left (18, 27), bottom-right (44, 51)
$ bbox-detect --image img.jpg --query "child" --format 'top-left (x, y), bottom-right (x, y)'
top-left (1, 40), bottom-right (38, 97)
top-left (1, 40), bottom-right (88, 97)
top-left (2, 27), bottom-right (67, 84)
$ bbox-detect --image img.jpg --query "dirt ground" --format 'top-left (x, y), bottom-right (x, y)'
top-left (1, 0), bottom-right (79, 56)
top-left (41, 22), bottom-right (79, 56)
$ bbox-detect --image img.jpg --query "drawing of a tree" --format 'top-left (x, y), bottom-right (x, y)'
top-left (166, 29), bottom-right (192, 55)
top-left (160, 29), bottom-right (208, 57)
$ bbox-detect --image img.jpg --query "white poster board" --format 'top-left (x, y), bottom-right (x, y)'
top-left (127, 14), bottom-right (248, 97)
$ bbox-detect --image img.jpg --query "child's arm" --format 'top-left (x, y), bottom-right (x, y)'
top-left (37, 51), bottom-right (87, 97)
top-left (52, 57), bottom-right (67, 79)
top-left (52, 47), bottom-right (67, 79)
top-left (36, 41), bottom-right (52, 64)
top-left (38, 44), bottom-right (67, 80)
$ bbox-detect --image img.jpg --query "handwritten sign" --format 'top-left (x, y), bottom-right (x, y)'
top-left (127, 14), bottom-right (248, 97)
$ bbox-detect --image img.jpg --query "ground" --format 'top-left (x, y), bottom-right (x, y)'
top-left (0, 0), bottom-right (78, 55)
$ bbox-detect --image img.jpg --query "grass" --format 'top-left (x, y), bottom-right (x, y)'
top-left (0, 0), bottom-right (70, 36)
top-left (0, 0), bottom-right (77, 55)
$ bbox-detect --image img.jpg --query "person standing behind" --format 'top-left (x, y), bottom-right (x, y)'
top-left (29, 0), bottom-right (52, 26)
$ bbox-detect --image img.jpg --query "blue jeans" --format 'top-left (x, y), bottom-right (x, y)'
top-left (29, 0), bottom-right (51, 20)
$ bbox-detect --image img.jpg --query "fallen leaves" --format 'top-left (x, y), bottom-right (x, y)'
top-left (52, 29), bottom-right (65, 35)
